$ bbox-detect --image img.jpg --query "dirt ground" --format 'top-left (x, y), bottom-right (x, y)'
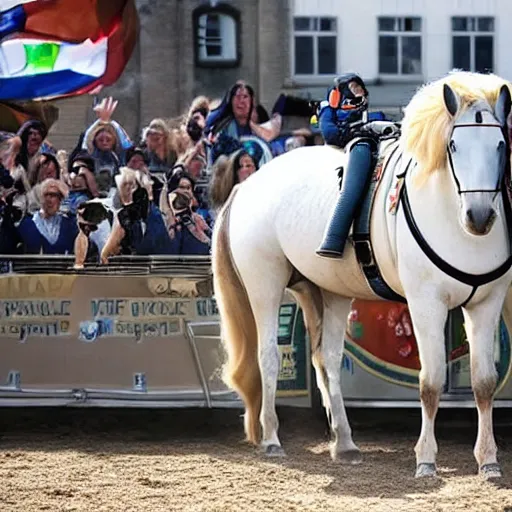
top-left (0, 407), bottom-right (511, 512)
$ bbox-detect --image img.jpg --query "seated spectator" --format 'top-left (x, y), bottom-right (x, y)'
top-left (141, 118), bottom-right (178, 174)
top-left (62, 158), bottom-right (111, 256)
top-left (140, 119), bottom-right (179, 203)
top-left (205, 81), bottom-right (266, 140)
top-left (68, 152), bottom-right (99, 198)
top-left (28, 152), bottom-right (60, 187)
top-left (82, 97), bottom-right (132, 173)
top-left (159, 169), bottom-right (211, 255)
top-left (174, 95), bottom-right (211, 158)
top-left (73, 200), bottom-right (110, 269)
top-left (125, 145), bottom-right (165, 203)
top-left (15, 119), bottom-right (53, 174)
top-left (0, 157), bottom-right (26, 254)
top-left (14, 179), bottom-right (78, 255)
top-left (101, 168), bottom-right (173, 261)
top-left (61, 172), bottom-right (95, 215)
top-left (175, 145), bottom-right (207, 181)
top-left (209, 149), bottom-right (259, 211)
top-left (126, 146), bottom-right (149, 172)
top-left (27, 152), bottom-right (61, 212)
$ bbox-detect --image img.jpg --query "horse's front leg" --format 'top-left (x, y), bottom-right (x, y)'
top-left (320, 291), bottom-right (361, 464)
top-left (462, 287), bottom-right (508, 478)
top-left (406, 298), bottom-right (448, 477)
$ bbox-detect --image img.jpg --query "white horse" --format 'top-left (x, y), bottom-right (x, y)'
top-left (212, 71), bottom-right (512, 478)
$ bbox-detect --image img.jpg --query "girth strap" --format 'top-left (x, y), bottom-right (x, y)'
top-left (353, 142), bottom-right (406, 303)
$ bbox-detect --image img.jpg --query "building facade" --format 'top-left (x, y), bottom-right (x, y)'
top-left (286, 0), bottom-right (512, 117)
top-left (48, 0), bottom-right (512, 149)
top-left (49, 0), bottom-right (290, 150)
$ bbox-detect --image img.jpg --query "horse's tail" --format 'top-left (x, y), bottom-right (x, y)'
top-left (212, 187), bottom-right (262, 444)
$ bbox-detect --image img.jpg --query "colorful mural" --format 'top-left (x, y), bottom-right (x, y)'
top-left (345, 299), bottom-right (512, 392)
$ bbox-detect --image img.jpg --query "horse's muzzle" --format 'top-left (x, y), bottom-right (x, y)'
top-left (465, 207), bottom-right (496, 235)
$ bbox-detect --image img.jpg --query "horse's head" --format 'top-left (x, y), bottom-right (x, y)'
top-left (443, 83), bottom-right (511, 235)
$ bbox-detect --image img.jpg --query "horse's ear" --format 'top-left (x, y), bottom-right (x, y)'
top-left (494, 84), bottom-right (511, 128)
top-left (443, 84), bottom-right (459, 117)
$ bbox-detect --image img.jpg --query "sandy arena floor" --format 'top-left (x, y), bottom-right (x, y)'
top-left (0, 406), bottom-right (511, 512)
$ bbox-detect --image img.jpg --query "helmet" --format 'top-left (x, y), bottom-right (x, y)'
top-left (328, 73), bottom-right (369, 111)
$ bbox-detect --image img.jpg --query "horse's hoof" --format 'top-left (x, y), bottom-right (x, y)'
top-left (480, 463), bottom-right (502, 479)
top-left (262, 444), bottom-right (286, 457)
top-left (415, 463), bottom-right (437, 478)
top-left (331, 448), bottom-right (363, 465)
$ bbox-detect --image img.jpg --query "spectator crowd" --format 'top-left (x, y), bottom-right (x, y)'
top-left (0, 80), bottom-right (320, 267)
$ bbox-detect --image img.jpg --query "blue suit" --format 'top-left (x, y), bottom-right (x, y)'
top-left (316, 96), bottom-right (388, 258)
top-left (17, 214), bottom-right (78, 255)
top-left (318, 101), bottom-right (388, 147)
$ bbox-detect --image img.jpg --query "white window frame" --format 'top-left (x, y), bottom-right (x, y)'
top-left (195, 8), bottom-right (239, 67)
top-left (378, 16), bottom-right (423, 79)
top-left (292, 16), bottom-right (338, 79)
top-left (451, 16), bottom-right (494, 73)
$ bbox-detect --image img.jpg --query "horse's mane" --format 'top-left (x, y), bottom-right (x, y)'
top-left (401, 71), bottom-right (511, 180)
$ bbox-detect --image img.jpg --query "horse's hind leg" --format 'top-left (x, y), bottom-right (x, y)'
top-left (238, 254), bottom-right (292, 456)
top-left (320, 290), bottom-right (361, 464)
top-left (462, 287), bottom-right (508, 478)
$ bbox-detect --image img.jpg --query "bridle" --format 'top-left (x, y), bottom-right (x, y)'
top-left (447, 122), bottom-right (507, 195)
top-left (398, 120), bottom-right (512, 307)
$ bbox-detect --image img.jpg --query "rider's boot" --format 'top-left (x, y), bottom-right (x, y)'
top-left (316, 141), bottom-right (374, 259)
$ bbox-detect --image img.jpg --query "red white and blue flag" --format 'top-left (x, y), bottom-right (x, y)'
top-left (0, 0), bottom-right (138, 101)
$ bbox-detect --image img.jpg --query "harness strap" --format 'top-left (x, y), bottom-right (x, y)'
top-left (400, 180), bottom-right (512, 288)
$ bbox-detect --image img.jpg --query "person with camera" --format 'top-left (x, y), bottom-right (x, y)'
top-left (160, 169), bottom-right (210, 255)
top-left (316, 73), bottom-right (389, 259)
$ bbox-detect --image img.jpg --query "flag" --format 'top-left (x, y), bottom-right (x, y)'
top-left (0, 0), bottom-right (138, 101)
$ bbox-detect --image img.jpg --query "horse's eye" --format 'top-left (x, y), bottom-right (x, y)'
top-left (449, 140), bottom-right (457, 152)
top-left (497, 140), bottom-right (505, 152)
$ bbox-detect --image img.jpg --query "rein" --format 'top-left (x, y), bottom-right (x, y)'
top-left (398, 122), bottom-right (512, 305)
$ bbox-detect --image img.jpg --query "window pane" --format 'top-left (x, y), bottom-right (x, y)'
top-left (452, 17), bottom-right (467, 31)
top-left (401, 36), bottom-right (421, 74)
top-left (294, 17), bottom-right (311, 31)
top-left (404, 17), bottom-right (421, 32)
top-left (379, 17), bottom-right (396, 31)
top-left (475, 35), bottom-right (493, 73)
top-left (295, 36), bottom-right (314, 74)
top-left (478, 17), bottom-right (494, 32)
top-left (320, 17), bottom-right (336, 32)
top-left (205, 14), bottom-right (220, 38)
top-left (219, 13), bottom-right (236, 60)
top-left (206, 44), bottom-right (222, 57)
top-left (452, 36), bottom-right (471, 70)
top-left (379, 36), bottom-right (398, 73)
top-left (318, 36), bottom-right (336, 74)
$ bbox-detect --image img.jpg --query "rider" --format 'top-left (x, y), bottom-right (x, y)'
top-left (316, 73), bottom-right (387, 258)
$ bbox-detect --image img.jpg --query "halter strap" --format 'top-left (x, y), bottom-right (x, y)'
top-left (447, 122), bottom-right (505, 194)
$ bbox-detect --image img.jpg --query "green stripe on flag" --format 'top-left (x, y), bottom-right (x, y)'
top-left (24, 43), bottom-right (60, 74)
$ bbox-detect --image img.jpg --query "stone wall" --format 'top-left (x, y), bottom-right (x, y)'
top-left (48, 0), bottom-right (290, 151)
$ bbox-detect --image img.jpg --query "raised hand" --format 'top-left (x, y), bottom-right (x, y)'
top-left (93, 96), bottom-right (119, 123)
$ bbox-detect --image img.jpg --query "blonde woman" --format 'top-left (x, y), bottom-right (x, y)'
top-left (141, 118), bottom-right (178, 174)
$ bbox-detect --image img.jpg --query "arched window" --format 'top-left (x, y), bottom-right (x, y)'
top-left (193, 4), bottom-right (240, 67)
